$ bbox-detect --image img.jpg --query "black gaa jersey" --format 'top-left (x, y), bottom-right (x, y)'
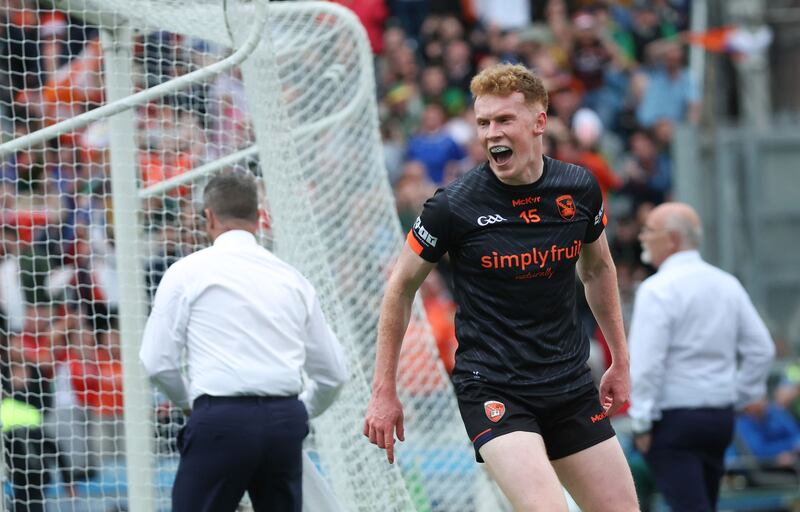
top-left (407, 157), bottom-right (607, 395)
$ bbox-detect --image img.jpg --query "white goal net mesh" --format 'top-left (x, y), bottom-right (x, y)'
top-left (0, 1), bottom-right (501, 511)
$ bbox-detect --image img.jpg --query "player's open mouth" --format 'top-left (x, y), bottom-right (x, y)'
top-left (489, 145), bottom-right (513, 166)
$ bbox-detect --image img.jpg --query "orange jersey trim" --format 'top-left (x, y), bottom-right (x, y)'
top-left (406, 230), bottom-right (424, 256)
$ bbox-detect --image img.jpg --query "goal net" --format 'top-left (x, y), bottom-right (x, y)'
top-left (0, 1), bottom-right (502, 511)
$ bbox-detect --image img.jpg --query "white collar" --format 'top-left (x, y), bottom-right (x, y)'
top-left (658, 249), bottom-right (701, 272)
top-left (213, 229), bottom-right (257, 248)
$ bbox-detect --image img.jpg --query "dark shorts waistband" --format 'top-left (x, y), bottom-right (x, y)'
top-left (194, 394), bottom-right (298, 407)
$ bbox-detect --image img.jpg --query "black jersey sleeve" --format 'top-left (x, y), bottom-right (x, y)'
top-left (583, 176), bottom-right (607, 243)
top-left (406, 188), bottom-right (450, 262)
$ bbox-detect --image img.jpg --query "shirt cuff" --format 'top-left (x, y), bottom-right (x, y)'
top-left (299, 380), bottom-right (343, 419)
top-left (149, 369), bottom-right (191, 411)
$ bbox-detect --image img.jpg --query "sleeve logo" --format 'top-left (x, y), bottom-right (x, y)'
top-left (477, 214), bottom-right (506, 226)
top-left (413, 217), bottom-right (438, 247)
top-left (594, 204), bottom-right (604, 225)
top-left (556, 194), bottom-right (576, 220)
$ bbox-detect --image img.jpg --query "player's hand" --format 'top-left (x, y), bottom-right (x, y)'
top-left (363, 391), bottom-right (405, 464)
top-left (598, 362), bottom-right (630, 417)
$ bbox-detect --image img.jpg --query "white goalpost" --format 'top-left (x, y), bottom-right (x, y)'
top-left (0, 1), bottom-right (506, 511)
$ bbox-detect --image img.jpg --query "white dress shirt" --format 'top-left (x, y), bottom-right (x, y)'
top-left (140, 230), bottom-right (347, 417)
top-left (628, 250), bottom-right (774, 433)
top-left (0, 256), bottom-right (25, 332)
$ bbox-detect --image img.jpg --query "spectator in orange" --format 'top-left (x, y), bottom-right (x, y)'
top-left (67, 316), bottom-right (124, 461)
top-left (555, 132), bottom-right (620, 207)
top-left (138, 101), bottom-right (203, 197)
top-left (139, 150), bottom-right (194, 195)
top-left (419, 270), bottom-right (457, 375)
top-left (40, 37), bottom-right (104, 126)
top-left (13, 303), bottom-right (67, 374)
top-left (95, 326), bottom-right (124, 417)
top-left (396, 270), bottom-right (455, 395)
top-left (0, 190), bottom-right (50, 247)
top-left (67, 320), bottom-right (106, 413)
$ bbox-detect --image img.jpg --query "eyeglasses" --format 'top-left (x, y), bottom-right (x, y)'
top-left (640, 225), bottom-right (667, 236)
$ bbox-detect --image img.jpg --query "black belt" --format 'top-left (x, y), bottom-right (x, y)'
top-left (194, 394), bottom-right (298, 407)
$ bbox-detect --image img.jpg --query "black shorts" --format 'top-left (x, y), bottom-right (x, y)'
top-left (455, 381), bottom-right (615, 462)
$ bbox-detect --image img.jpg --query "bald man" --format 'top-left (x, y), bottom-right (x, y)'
top-left (628, 202), bottom-right (775, 512)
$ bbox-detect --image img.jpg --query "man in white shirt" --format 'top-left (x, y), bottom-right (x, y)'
top-left (140, 171), bottom-right (347, 512)
top-left (0, 225), bottom-right (25, 332)
top-left (629, 202), bottom-right (774, 512)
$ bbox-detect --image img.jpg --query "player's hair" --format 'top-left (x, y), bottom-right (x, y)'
top-left (203, 170), bottom-right (259, 222)
top-left (470, 63), bottom-right (548, 110)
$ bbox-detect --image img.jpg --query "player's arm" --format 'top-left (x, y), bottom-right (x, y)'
top-left (364, 244), bottom-right (435, 464)
top-left (734, 283), bottom-right (775, 407)
top-left (627, 282), bottom-right (672, 454)
top-left (300, 291), bottom-right (348, 419)
top-left (139, 264), bottom-right (192, 413)
top-left (577, 231), bottom-right (629, 416)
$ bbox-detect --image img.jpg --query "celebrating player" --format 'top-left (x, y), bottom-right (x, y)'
top-left (364, 63), bottom-right (638, 511)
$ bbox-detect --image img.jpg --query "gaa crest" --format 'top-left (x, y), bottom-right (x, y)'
top-left (556, 194), bottom-right (576, 220)
top-left (484, 400), bottom-right (506, 423)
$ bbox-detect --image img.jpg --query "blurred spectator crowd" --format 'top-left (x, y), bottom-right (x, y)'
top-left (0, 0), bottom-right (797, 508)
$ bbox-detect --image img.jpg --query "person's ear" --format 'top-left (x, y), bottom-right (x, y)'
top-left (668, 230), bottom-right (682, 250)
top-left (533, 110), bottom-right (547, 136)
top-left (259, 208), bottom-right (271, 230)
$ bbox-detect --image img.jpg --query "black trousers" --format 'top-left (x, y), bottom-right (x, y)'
top-left (172, 395), bottom-right (308, 512)
top-left (645, 407), bottom-right (735, 512)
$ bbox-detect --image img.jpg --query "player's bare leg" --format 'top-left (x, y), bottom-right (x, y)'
top-left (551, 436), bottom-right (639, 512)
top-left (479, 431), bottom-right (569, 512)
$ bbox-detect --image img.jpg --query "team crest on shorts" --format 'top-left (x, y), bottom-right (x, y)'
top-left (484, 400), bottom-right (506, 423)
top-left (556, 194), bottom-right (576, 220)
